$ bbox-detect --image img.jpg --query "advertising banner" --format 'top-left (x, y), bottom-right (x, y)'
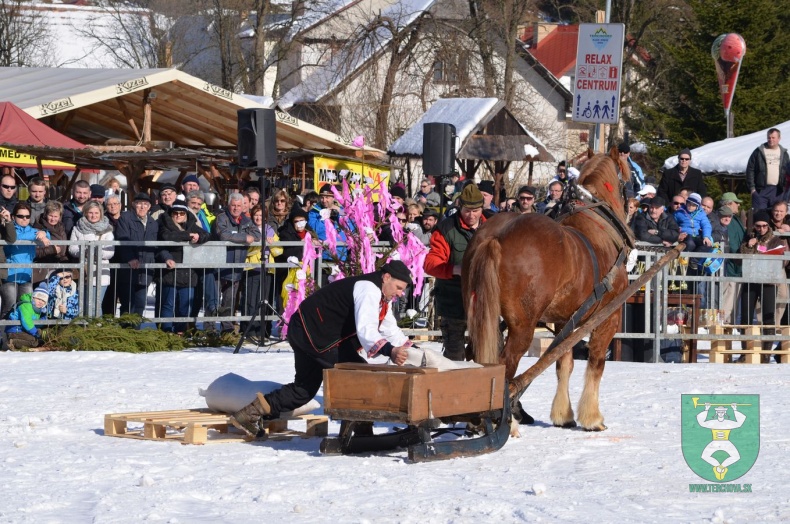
top-left (314, 156), bottom-right (390, 199)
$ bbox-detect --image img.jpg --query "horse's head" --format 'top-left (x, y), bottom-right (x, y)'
top-left (577, 147), bottom-right (631, 222)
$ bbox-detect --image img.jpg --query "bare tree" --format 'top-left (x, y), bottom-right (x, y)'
top-left (0, 0), bottom-right (52, 67)
top-left (468, 0), bottom-right (535, 105)
top-left (70, 0), bottom-right (191, 69)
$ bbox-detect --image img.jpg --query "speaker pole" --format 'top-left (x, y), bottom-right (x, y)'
top-left (234, 108), bottom-right (278, 354)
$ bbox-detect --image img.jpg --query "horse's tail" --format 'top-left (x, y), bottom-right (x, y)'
top-left (466, 236), bottom-right (502, 365)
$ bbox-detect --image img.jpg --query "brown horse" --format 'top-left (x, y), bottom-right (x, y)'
top-left (462, 148), bottom-right (632, 431)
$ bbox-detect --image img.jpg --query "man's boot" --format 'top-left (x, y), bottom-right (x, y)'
top-left (229, 392), bottom-right (271, 438)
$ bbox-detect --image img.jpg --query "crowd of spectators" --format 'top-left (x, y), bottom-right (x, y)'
top-left (3, 133), bottom-right (789, 358)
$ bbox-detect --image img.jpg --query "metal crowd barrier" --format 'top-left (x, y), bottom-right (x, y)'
top-left (621, 244), bottom-right (790, 362)
top-left (3, 238), bottom-right (788, 362)
top-left (0, 240), bottom-right (435, 335)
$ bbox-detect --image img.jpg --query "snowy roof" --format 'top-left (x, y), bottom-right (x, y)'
top-left (0, 67), bottom-right (374, 154)
top-left (387, 97), bottom-right (553, 162)
top-left (279, 0), bottom-right (435, 109)
top-left (23, 2), bottom-right (150, 68)
top-left (662, 120), bottom-right (790, 176)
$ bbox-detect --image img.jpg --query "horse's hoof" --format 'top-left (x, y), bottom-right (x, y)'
top-left (583, 423), bottom-right (607, 432)
top-left (553, 421), bottom-right (577, 429)
top-left (514, 402), bottom-right (534, 425)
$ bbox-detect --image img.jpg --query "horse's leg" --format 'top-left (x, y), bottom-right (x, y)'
top-left (550, 329), bottom-right (576, 427)
top-left (577, 310), bottom-right (619, 431)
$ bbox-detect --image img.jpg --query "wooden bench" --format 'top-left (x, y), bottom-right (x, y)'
top-left (706, 325), bottom-right (790, 364)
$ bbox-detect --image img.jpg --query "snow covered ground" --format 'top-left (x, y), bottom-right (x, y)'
top-left (1, 342), bottom-right (788, 523)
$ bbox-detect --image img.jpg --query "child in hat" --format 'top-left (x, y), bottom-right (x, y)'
top-left (2, 284), bottom-right (50, 350)
top-left (46, 269), bottom-right (80, 320)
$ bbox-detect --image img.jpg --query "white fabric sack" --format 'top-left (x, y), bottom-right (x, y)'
top-left (199, 373), bottom-right (320, 418)
top-left (400, 347), bottom-right (483, 371)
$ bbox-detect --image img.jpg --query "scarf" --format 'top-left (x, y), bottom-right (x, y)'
top-left (75, 215), bottom-right (112, 236)
top-left (53, 282), bottom-right (77, 319)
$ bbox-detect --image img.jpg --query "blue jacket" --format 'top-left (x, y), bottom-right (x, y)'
top-left (674, 206), bottom-right (712, 241)
top-left (4, 223), bottom-right (48, 284)
top-left (307, 204), bottom-right (351, 261)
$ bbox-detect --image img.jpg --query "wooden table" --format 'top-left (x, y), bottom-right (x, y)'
top-left (614, 293), bottom-right (701, 362)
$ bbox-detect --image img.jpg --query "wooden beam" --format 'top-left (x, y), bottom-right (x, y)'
top-left (116, 97), bottom-right (142, 141)
top-left (142, 89), bottom-right (152, 143)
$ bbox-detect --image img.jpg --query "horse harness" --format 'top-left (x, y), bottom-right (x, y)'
top-left (542, 177), bottom-right (632, 353)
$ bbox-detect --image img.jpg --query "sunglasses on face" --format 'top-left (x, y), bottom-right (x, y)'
top-left (171, 211), bottom-right (187, 216)
top-left (519, 196), bottom-right (534, 201)
top-left (672, 201), bottom-right (684, 206)
top-left (2, 184), bottom-right (16, 190)
top-left (15, 214), bottom-right (30, 219)
top-left (679, 157), bottom-right (691, 161)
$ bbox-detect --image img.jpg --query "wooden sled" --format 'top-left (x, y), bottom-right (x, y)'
top-left (320, 363), bottom-right (509, 462)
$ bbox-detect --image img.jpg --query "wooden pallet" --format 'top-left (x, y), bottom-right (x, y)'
top-left (104, 408), bottom-right (329, 445)
top-left (707, 325), bottom-right (790, 364)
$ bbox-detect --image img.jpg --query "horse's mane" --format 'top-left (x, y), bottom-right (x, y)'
top-left (577, 147), bottom-right (629, 218)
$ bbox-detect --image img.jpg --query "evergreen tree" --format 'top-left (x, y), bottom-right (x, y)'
top-left (627, 0), bottom-right (790, 168)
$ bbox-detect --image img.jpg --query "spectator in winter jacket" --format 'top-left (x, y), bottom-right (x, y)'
top-left (633, 197), bottom-right (680, 247)
top-left (62, 180), bottom-right (91, 237)
top-left (3, 284), bottom-right (49, 350)
top-left (45, 270), bottom-right (79, 320)
top-left (308, 183), bottom-right (351, 262)
top-left (68, 201), bottom-right (114, 306)
top-left (114, 192), bottom-right (160, 316)
top-left (33, 201), bottom-right (68, 284)
top-left (157, 197), bottom-right (210, 333)
top-left (213, 192), bottom-right (262, 333)
top-left (746, 128), bottom-right (790, 211)
top-left (673, 192), bottom-right (712, 253)
top-left (657, 148), bottom-right (706, 204)
top-left (1, 202), bottom-right (50, 319)
top-left (425, 183), bottom-right (484, 362)
top-left (26, 176), bottom-right (48, 223)
top-left (618, 142), bottom-right (646, 196)
top-left (0, 174), bottom-right (19, 215)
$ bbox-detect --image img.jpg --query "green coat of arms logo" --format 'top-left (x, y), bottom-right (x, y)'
top-left (681, 394), bottom-right (759, 482)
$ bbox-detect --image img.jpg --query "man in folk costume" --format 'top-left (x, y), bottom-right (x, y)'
top-left (230, 261), bottom-right (414, 437)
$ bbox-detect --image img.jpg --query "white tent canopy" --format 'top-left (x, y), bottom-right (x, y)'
top-left (663, 120), bottom-right (790, 176)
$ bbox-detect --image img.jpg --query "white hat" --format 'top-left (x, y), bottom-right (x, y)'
top-left (637, 184), bottom-right (656, 196)
top-left (714, 406), bottom-right (728, 413)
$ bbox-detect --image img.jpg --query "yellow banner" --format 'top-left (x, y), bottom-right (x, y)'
top-left (0, 147), bottom-right (78, 169)
top-left (314, 156), bottom-right (390, 199)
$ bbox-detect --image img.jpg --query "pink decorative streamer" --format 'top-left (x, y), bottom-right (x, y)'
top-left (280, 177), bottom-right (430, 333)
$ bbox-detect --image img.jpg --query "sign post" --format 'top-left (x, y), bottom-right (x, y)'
top-left (572, 23), bottom-right (625, 133)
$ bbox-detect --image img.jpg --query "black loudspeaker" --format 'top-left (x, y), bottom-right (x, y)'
top-left (237, 108), bottom-right (277, 168)
top-left (422, 122), bottom-right (456, 176)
